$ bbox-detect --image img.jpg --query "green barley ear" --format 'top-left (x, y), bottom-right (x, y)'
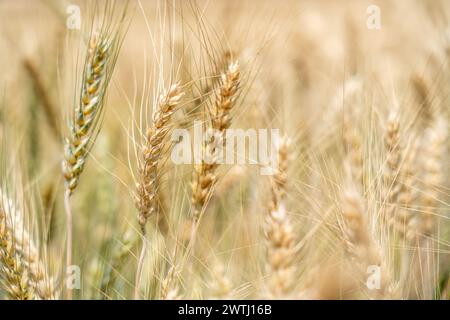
top-left (61, 2), bottom-right (130, 299)
top-left (62, 30), bottom-right (126, 195)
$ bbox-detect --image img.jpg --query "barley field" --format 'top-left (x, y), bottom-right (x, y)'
top-left (0, 0), bottom-right (449, 300)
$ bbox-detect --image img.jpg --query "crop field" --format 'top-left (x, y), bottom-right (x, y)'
top-left (0, 0), bottom-right (449, 300)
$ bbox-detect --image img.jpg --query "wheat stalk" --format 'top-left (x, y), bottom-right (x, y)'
top-left (396, 141), bottom-right (420, 296)
top-left (191, 61), bottom-right (240, 222)
top-left (134, 83), bottom-right (184, 299)
top-left (135, 83), bottom-right (184, 232)
top-left (160, 265), bottom-right (180, 300)
top-left (207, 260), bottom-right (233, 299)
top-left (343, 114), bottom-right (363, 188)
top-left (264, 137), bottom-right (296, 298)
top-left (62, 29), bottom-right (123, 299)
top-left (395, 141), bottom-right (418, 242)
top-left (340, 116), bottom-right (381, 294)
top-left (62, 34), bottom-right (110, 300)
top-left (62, 35), bottom-right (114, 195)
top-left (420, 118), bottom-right (447, 237)
top-left (0, 189), bottom-right (56, 300)
top-left (99, 230), bottom-right (137, 299)
top-left (382, 111), bottom-right (402, 231)
top-left (340, 159), bottom-right (396, 298)
top-left (0, 205), bottom-right (32, 299)
top-left (414, 117), bottom-right (447, 299)
top-left (341, 181), bottom-right (380, 267)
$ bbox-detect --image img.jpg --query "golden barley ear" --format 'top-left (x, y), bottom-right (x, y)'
top-left (209, 263), bottom-right (233, 299)
top-left (0, 201), bottom-right (33, 300)
top-left (0, 189), bottom-right (57, 300)
top-left (341, 180), bottom-right (379, 266)
top-left (419, 117), bottom-right (447, 237)
top-left (264, 137), bottom-right (297, 298)
top-left (405, 117), bottom-right (447, 299)
top-left (160, 264), bottom-right (181, 300)
top-left (395, 141), bottom-right (418, 242)
top-left (343, 111), bottom-right (363, 189)
top-left (191, 61), bottom-right (241, 222)
top-left (382, 111), bottom-right (402, 230)
top-left (135, 83), bottom-right (185, 232)
top-left (340, 161), bottom-right (396, 298)
top-left (134, 83), bottom-right (184, 299)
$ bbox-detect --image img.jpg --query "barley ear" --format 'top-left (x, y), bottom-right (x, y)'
top-left (0, 189), bottom-right (57, 300)
top-left (264, 137), bottom-right (296, 298)
top-left (134, 83), bottom-right (184, 299)
top-left (62, 35), bottom-right (117, 195)
top-left (135, 83), bottom-right (184, 233)
top-left (62, 19), bottom-right (127, 298)
top-left (0, 204), bottom-right (33, 300)
top-left (420, 118), bottom-right (447, 237)
top-left (191, 62), bottom-right (240, 222)
top-left (382, 111), bottom-right (402, 230)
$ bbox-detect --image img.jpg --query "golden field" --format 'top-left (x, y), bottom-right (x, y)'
top-left (0, 0), bottom-right (449, 300)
